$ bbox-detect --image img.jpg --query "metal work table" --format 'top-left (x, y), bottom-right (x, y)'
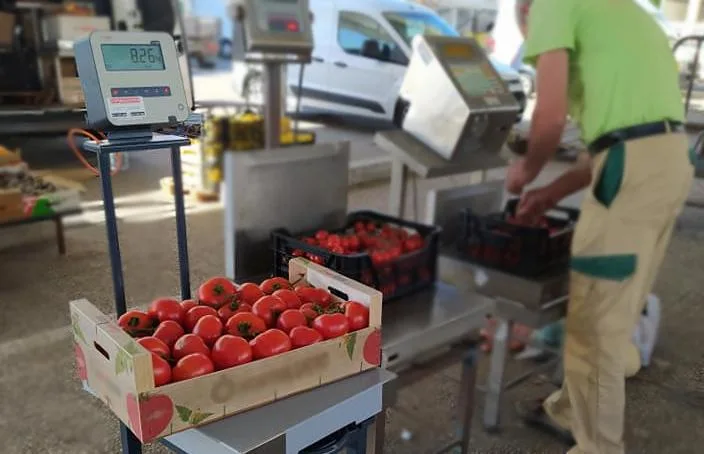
top-left (458, 259), bottom-right (569, 430)
top-left (163, 368), bottom-right (396, 454)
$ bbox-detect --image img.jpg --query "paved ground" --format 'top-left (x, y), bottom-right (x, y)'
top-left (1, 141), bottom-right (704, 453)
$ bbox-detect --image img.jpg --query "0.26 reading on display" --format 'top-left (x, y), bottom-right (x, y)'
top-left (101, 43), bottom-right (166, 72)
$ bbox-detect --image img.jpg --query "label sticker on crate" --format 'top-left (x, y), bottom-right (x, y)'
top-left (108, 96), bottom-right (146, 119)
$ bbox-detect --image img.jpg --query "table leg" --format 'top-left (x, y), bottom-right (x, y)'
top-left (483, 318), bottom-right (512, 432)
top-left (364, 411), bottom-right (386, 454)
top-left (389, 159), bottom-right (407, 218)
top-left (458, 348), bottom-right (478, 453)
top-left (54, 216), bottom-right (66, 255)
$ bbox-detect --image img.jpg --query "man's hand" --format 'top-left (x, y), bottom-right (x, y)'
top-left (516, 186), bottom-right (559, 223)
top-left (506, 158), bottom-right (535, 195)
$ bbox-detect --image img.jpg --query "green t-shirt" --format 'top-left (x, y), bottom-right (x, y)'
top-left (523, 0), bottom-right (684, 143)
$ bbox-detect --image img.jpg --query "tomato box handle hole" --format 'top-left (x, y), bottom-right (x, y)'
top-left (94, 341), bottom-right (111, 361)
top-left (327, 286), bottom-right (349, 301)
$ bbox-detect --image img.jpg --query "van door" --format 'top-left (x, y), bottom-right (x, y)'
top-left (323, 10), bottom-right (408, 119)
top-left (287, 0), bottom-right (334, 107)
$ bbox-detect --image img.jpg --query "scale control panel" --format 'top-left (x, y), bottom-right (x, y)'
top-left (232, 0), bottom-right (313, 59)
top-left (74, 31), bottom-right (190, 130)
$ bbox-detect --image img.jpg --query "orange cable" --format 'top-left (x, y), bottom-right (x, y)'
top-left (67, 128), bottom-right (123, 176)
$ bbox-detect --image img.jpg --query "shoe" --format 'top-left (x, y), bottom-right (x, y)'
top-left (515, 399), bottom-right (575, 446)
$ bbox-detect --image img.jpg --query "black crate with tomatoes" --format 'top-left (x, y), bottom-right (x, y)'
top-left (457, 199), bottom-right (579, 277)
top-left (271, 211), bottom-right (441, 301)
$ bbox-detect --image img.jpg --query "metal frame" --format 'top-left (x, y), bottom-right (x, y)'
top-left (82, 132), bottom-right (192, 454)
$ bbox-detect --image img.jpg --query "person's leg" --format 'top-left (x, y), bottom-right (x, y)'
top-left (533, 134), bottom-right (693, 453)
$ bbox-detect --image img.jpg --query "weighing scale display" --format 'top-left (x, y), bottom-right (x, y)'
top-left (74, 31), bottom-right (190, 129)
top-left (101, 43), bottom-right (165, 71)
top-left (255, 0), bottom-right (306, 34)
top-left (440, 43), bottom-right (475, 60)
top-left (449, 63), bottom-right (506, 98)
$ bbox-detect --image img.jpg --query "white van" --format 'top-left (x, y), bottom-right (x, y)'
top-left (232, 0), bottom-right (526, 122)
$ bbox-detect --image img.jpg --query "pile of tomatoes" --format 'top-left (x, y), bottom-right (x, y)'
top-left (294, 220), bottom-right (426, 268)
top-left (117, 276), bottom-right (370, 387)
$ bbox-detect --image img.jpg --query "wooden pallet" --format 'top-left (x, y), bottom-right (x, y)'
top-left (159, 177), bottom-right (219, 202)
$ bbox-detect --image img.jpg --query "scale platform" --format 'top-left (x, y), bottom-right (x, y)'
top-left (382, 255), bottom-right (493, 371)
top-left (163, 368), bottom-right (396, 454)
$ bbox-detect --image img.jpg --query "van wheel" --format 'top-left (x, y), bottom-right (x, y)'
top-left (393, 98), bottom-right (410, 129)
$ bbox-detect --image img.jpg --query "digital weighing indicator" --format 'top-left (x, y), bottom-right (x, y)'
top-left (231, 0), bottom-right (313, 59)
top-left (398, 35), bottom-right (519, 161)
top-left (74, 31), bottom-right (191, 131)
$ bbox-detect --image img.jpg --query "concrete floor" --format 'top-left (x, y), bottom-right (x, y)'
top-left (1, 147), bottom-right (704, 454)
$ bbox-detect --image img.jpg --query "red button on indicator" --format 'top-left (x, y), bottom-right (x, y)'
top-left (163, 87), bottom-right (170, 95)
top-left (287, 21), bottom-right (299, 32)
top-left (112, 89), bottom-right (118, 96)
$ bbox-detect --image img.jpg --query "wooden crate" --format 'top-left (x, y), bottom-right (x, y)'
top-left (69, 258), bottom-right (383, 443)
top-left (0, 189), bottom-right (23, 223)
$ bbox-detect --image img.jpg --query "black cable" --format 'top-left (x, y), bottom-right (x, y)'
top-left (293, 62), bottom-right (306, 139)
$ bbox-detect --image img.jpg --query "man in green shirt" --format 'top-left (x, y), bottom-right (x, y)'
top-left (505, 1), bottom-right (694, 453)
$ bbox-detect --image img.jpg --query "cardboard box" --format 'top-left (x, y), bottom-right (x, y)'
top-left (59, 77), bottom-right (84, 105)
top-left (69, 258), bottom-right (383, 443)
top-left (0, 11), bottom-right (15, 48)
top-left (43, 15), bottom-right (110, 42)
top-left (0, 189), bottom-right (23, 222)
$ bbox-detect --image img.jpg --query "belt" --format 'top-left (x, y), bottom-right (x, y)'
top-left (588, 120), bottom-right (684, 153)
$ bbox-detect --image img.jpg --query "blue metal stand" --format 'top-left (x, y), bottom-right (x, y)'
top-left (83, 133), bottom-right (193, 454)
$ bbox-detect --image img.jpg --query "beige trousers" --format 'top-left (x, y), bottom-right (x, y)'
top-left (542, 132), bottom-right (694, 454)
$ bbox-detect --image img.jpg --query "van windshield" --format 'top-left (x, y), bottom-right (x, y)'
top-left (383, 11), bottom-right (459, 45)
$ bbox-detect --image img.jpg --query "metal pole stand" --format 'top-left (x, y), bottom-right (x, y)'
top-left (82, 132), bottom-right (193, 454)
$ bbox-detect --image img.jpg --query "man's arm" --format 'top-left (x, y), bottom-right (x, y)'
top-left (521, 49), bottom-right (570, 182)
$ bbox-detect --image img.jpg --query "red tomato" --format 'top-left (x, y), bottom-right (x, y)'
top-left (249, 329), bottom-right (292, 359)
top-left (252, 295), bottom-right (287, 327)
top-left (347, 235), bottom-right (361, 251)
top-left (211, 335), bottom-right (253, 370)
top-left (238, 283), bottom-right (265, 305)
top-left (295, 287), bottom-right (332, 307)
top-left (172, 334), bottom-right (210, 361)
top-left (299, 304), bottom-right (319, 324)
top-left (225, 312), bottom-right (267, 340)
top-left (192, 315), bottom-right (223, 347)
top-left (366, 222), bottom-right (377, 232)
top-left (217, 299), bottom-right (252, 323)
top-left (148, 298), bottom-right (185, 324)
top-left (198, 277), bottom-right (238, 308)
top-left (180, 299), bottom-right (198, 313)
top-left (153, 320), bottom-right (185, 348)
top-left (344, 301), bottom-right (370, 331)
top-left (184, 306), bottom-right (218, 331)
top-left (151, 353), bottom-right (172, 386)
top-left (259, 277), bottom-right (292, 295)
top-left (330, 245), bottom-right (345, 254)
top-left (315, 230), bottom-right (329, 242)
top-left (276, 309), bottom-right (307, 334)
top-left (273, 289), bottom-right (302, 309)
top-left (172, 353), bottom-right (214, 382)
top-left (137, 336), bottom-right (171, 359)
top-left (312, 313), bottom-right (350, 339)
top-left (289, 326), bottom-right (324, 349)
top-left (118, 310), bottom-right (153, 337)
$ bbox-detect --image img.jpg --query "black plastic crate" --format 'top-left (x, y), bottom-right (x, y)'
top-left (271, 211), bottom-right (441, 301)
top-left (457, 199), bottom-right (579, 277)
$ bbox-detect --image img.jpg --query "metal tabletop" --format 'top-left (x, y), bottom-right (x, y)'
top-left (162, 368), bottom-right (396, 454)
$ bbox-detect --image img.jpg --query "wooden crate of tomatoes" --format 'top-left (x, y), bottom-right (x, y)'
top-left (457, 199), bottom-right (579, 277)
top-left (69, 258), bottom-right (382, 444)
top-left (271, 211), bottom-right (441, 301)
